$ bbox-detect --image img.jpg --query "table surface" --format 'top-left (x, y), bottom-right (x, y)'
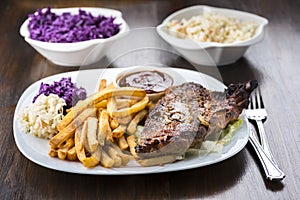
top-left (1, 0), bottom-right (300, 199)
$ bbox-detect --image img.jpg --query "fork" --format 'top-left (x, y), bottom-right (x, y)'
top-left (245, 86), bottom-right (285, 180)
top-left (248, 123), bottom-right (285, 181)
top-left (245, 86), bottom-right (276, 162)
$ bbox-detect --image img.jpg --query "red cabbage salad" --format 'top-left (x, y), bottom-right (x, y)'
top-left (28, 7), bottom-right (121, 43)
top-left (33, 77), bottom-right (87, 109)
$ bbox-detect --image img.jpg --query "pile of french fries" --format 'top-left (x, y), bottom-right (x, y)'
top-left (48, 79), bottom-right (154, 168)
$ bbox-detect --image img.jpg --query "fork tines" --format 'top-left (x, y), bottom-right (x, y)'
top-left (250, 86), bottom-right (265, 109)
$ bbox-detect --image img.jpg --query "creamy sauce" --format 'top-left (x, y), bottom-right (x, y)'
top-left (118, 70), bottom-right (173, 94)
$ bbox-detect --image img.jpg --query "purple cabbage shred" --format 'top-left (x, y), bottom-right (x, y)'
top-left (28, 7), bottom-right (121, 43)
top-left (33, 77), bottom-right (87, 109)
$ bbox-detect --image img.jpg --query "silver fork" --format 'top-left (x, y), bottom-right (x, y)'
top-left (245, 87), bottom-right (275, 162)
top-left (248, 123), bottom-right (285, 181)
top-left (245, 86), bottom-right (285, 180)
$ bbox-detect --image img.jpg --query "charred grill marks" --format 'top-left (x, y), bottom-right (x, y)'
top-left (135, 81), bottom-right (257, 158)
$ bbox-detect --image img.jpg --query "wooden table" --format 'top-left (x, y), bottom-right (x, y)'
top-left (1, 0), bottom-right (299, 199)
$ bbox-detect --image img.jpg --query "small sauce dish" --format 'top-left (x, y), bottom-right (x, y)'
top-left (113, 66), bottom-right (174, 101)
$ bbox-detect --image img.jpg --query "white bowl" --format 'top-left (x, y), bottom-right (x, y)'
top-left (112, 66), bottom-right (187, 101)
top-left (20, 7), bottom-right (129, 67)
top-left (156, 5), bottom-right (268, 66)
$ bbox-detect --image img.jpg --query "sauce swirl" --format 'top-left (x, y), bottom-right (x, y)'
top-left (118, 70), bottom-right (173, 94)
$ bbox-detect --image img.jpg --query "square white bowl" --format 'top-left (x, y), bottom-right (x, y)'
top-left (20, 7), bottom-right (129, 67)
top-left (156, 5), bottom-right (268, 66)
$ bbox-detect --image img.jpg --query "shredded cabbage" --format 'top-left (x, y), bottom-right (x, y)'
top-left (33, 77), bottom-right (87, 109)
top-left (19, 94), bottom-right (66, 139)
top-left (28, 7), bottom-right (121, 43)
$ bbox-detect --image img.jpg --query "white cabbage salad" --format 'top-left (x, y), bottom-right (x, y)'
top-left (18, 94), bottom-right (66, 139)
top-left (167, 13), bottom-right (257, 44)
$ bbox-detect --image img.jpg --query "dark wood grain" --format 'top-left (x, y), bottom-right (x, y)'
top-left (1, 0), bottom-right (300, 199)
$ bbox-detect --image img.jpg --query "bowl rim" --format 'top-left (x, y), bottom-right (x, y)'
top-left (113, 65), bottom-right (175, 90)
top-left (156, 5), bottom-right (269, 50)
top-left (19, 7), bottom-right (129, 52)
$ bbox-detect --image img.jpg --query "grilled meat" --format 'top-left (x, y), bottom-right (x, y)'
top-left (135, 81), bottom-right (257, 159)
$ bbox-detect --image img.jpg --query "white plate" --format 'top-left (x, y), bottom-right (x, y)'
top-left (13, 68), bottom-right (249, 175)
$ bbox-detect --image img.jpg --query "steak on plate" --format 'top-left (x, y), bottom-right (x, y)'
top-left (134, 81), bottom-right (257, 159)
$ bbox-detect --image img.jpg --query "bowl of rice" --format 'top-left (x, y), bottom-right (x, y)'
top-left (156, 5), bottom-right (268, 66)
top-left (20, 7), bottom-right (129, 67)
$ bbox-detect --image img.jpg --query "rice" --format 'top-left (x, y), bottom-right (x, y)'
top-left (18, 94), bottom-right (66, 139)
top-left (166, 13), bottom-right (258, 44)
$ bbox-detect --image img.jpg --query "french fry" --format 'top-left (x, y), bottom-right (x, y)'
top-left (112, 125), bottom-right (127, 138)
top-left (67, 146), bottom-right (77, 161)
top-left (93, 87), bottom-right (146, 105)
top-left (96, 108), bottom-right (104, 119)
top-left (109, 117), bottom-right (119, 130)
top-left (109, 142), bottom-right (132, 165)
top-left (66, 108), bottom-right (71, 113)
top-left (57, 137), bottom-right (75, 160)
top-left (118, 135), bottom-right (129, 150)
top-left (82, 120), bottom-right (91, 152)
top-left (86, 117), bottom-right (99, 153)
top-left (97, 110), bottom-right (105, 146)
top-left (57, 87), bottom-right (145, 131)
top-left (98, 110), bottom-right (113, 145)
top-left (116, 99), bottom-right (138, 109)
top-left (74, 126), bottom-right (86, 163)
top-left (127, 110), bottom-right (148, 135)
top-left (116, 101), bottom-right (131, 109)
top-left (115, 115), bottom-right (133, 125)
top-left (95, 100), bottom-right (108, 109)
top-left (82, 146), bottom-right (102, 168)
top-left (98, 79), bottom-right (107, 92)
top-left (57, 100), bottom-right (87, 131)
top-left (100, 149), bottom-right (114, 168)
top-left (127, 135), bottom-right (138, 158)
top-left (75, 122), bottom-right (102, 167)
top-left (50, 82), bottom-right (159, 168)
top-left (104, 82), bottom-right (115, 90)
top-left (106, 128), bottom-right (114, 143)
top-left (137, 155), bottom-right (177, 167)
top-left (48, 147), bottom-right (57, 157)
top-left (120, 154), bottom-right (132, 166)
top-left (107, 96), bottom-right (118, 117)
top-left (111, 95), bottom-right (149, 118)
top-left (59, 137), bottom-right (75, 150)
top-left (50, 108), bottom-right (96, 148)
top-left (105, 145), bottom-right (122, 167)
top-left (96, 99), bottom-right (138, 110)
top-left (57, 150), bottom-right (68, 160)
top-left (121, 98), bottom-right (139, 105)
